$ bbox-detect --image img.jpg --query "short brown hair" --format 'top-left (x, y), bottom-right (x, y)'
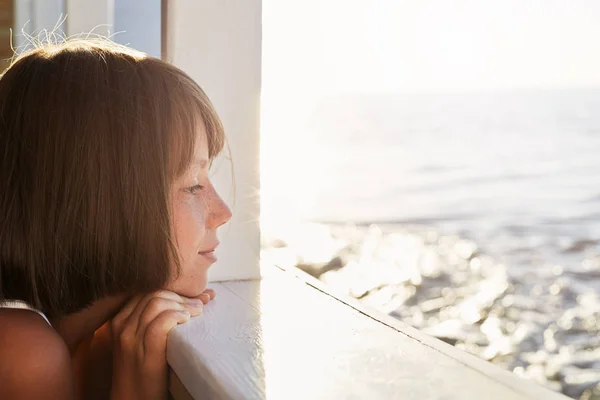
top-left (0, 39), bottom-right (225, 319)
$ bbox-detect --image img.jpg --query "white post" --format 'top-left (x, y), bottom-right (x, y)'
top-left (163, 0), bottom-right (262, 281)
top-left (66, 0), bottom-right (114, 36)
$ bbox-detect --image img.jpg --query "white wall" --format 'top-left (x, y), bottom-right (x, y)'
top-left (164, 0), bottom-right (262, 281)
top-left (14, 0), bottom-right (65, 50)
top-left (66, 0), bottom-right (113, 37)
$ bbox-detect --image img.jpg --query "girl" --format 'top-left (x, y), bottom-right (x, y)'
top-left (0, 39), bottom-right (232, 399)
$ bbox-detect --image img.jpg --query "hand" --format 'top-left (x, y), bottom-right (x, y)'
top-left (196, 288), bottom-right (216, 305)
top-left (108, 289), bottom-right (216, 400)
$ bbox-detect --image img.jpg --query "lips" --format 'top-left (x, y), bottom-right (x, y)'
top-left (198, 242), bottom-right (219, 263)
top-left (199, 242), bottom-right (219, 254)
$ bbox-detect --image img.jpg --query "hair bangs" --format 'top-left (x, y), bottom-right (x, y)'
top-left (152, 65), bottom-right (225, 181)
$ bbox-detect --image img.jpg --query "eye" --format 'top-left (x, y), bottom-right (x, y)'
top-left (186, 184), bottom-right (205, 195)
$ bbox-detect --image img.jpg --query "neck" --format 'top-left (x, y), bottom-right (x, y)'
top-left (51, 294), bottom-right (128, 353)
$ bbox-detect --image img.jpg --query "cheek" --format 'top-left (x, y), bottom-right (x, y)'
top-left (174, 197), bottom-right (208, 255)
top-left (166, 196), bottom-right (210, 296)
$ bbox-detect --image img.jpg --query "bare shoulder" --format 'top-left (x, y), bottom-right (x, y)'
top-left (0, 310), bottom-right (74, 399)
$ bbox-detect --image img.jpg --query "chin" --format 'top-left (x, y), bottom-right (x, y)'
top-left (168, 274), bottom-right (208, 298)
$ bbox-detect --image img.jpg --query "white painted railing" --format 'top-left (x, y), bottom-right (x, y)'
top-left (166, 264), bottom-right (569, 400)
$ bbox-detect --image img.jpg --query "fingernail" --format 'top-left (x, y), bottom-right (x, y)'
top-left (187, 299), bottom-right (204, 307)
top-left (178, 310), bottom-right (191, 319)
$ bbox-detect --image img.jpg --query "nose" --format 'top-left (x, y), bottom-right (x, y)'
top-left (207, 190), bottom-right (232, 229)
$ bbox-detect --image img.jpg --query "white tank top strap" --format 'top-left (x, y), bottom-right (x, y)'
top-left (0, 299), bottom-right (51, 326)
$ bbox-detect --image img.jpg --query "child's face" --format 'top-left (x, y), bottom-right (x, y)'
top-left (166, 126), bottom-right (232, 297)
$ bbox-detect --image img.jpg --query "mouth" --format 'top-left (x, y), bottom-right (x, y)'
top-left (198, 242), bottom-right (219, 263)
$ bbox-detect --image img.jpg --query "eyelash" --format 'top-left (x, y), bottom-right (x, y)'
top-left (186, 184), bottom-right (205, 195)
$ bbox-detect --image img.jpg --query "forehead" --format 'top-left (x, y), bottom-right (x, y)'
top-left (169, 115), bottom-right (211, 180)
top-left (183, 122), bottom-right (210, 176)
top-left (194, 123), bottom-right (209, 159)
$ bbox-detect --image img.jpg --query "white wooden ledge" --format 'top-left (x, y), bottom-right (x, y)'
top-left (166, 266), bottom-right (568, 400)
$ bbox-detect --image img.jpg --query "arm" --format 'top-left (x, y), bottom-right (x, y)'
top-left (0, 311), bottom-right (75, 399)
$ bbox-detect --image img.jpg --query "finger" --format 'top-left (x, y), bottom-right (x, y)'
top-left (111, 293), bottom-right (144, 331)
top-left (127, 290), bottom-right (184, 328)
top-left (143, 309), bottom-right (191, 359)
top-left (136, 297), bottom-right (182, 335)
top-left (197, 293), bottom-right (211, 304)
top-left (190, 288), bottom-right (216, 304)
top-left (138, 297), bottom-right (205, 334)
top-left (136, 296), bottom-right (203, 331)
top-left (184, 298), bottom-right (205, 315)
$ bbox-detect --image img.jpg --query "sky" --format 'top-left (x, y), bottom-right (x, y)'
top-left (260, 0), bottom-right (600, 227)
top-left (263, 0), bottom-right (600, 94)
